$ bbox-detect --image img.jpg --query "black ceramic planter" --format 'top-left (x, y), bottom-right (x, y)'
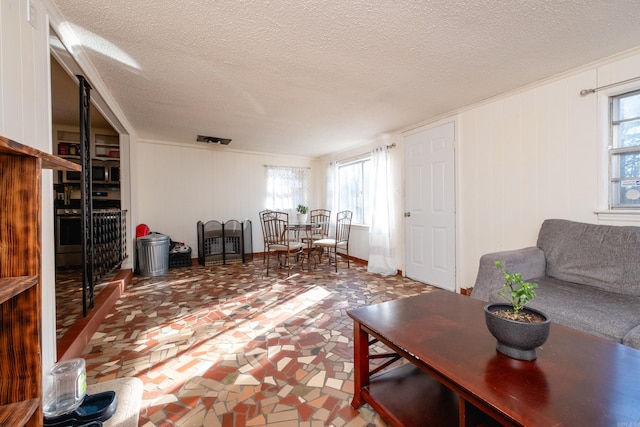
top-left (484, 304), bottom-right (551, 361)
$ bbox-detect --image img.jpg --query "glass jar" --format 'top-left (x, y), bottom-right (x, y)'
top-left (43, 358), bottom-right (87, 417)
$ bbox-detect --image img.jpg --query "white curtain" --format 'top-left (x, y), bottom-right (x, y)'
top-left (367, 146), bottom-right (397, 275)
top-left (326, 161), bottom-right (338, 214)
top-left (265, 166), bottom-right (309, 213)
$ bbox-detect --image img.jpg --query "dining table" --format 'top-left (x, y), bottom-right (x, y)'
top-left (286, 222), bottom-right (326, 269)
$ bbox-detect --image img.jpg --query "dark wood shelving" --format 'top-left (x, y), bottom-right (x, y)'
top-left (1, 135), bottom-right (77, 427)
top-left (0, 399), bottom-right (40, 426)
top-left (0, 135), bottom-right (80, 171)
top-left (0, 276), bottom-right (38, 305)
top-left (365, 364), bottom-right (458, 427)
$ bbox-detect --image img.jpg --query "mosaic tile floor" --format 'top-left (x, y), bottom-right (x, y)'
top-left (55, 267), bottom-right (115, 341)
top-left (60, 260), bottom-right (436, 426)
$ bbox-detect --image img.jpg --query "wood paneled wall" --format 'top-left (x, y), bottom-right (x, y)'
top-left (457, 54), bottom-right (640, 288)
top-left (0, 0), bottom-right (58, 380)
top-left (136, 140), bottom-right (321, 258)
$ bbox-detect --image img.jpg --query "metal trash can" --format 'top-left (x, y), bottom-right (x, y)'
top-left (136, 233), bottom-right (170, 276)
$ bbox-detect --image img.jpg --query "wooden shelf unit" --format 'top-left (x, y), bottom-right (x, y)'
top-left (0, 276), bottom-right (38, 305)
top-left (0, 135), bottom-right (80, 427)
top-left (55, 128), bottom-right (119, 159)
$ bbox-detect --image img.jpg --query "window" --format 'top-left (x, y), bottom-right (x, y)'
top-left (338, 159), bottom-right (371, 224)
top-left (265, 166), bottom-right (309, 211)
top-left (610, 90), bottom-right (640, 208)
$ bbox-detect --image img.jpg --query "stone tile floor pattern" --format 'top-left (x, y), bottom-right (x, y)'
top-left (55, 267), bottom-right (116, 340)
top-left (57, 260), bottom-right (436, 426)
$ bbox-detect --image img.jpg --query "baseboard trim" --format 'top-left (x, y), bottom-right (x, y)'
top-left (460, 287), bottom-right (473, 296)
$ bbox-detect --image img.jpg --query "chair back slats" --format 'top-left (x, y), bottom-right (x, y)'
top-left (258, 209), bottom-right (273, 263)
top-left (312, 210), bottom-right (352, 272)
top-left (258, 209), bottom-right (272, 237)
top-left (309, 209), bottom-right (331, 239)
top-left (263, 211), bottom-right (289, 246)
top-left (335, 210), bottom-right (352, 243)
top-left (262, 211), bottom-right (304, 276)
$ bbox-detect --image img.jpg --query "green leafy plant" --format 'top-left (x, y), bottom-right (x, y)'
top-left (296, 204), bottom-right (308, 214)
top-left (495, 260), bottom-right (538, 315)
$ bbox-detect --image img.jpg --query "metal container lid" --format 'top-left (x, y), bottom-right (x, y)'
top-left (137, 232), bottom-right (169, 242)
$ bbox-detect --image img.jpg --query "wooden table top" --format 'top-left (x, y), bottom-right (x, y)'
top-left (347, 290), bottom-right (640, 426)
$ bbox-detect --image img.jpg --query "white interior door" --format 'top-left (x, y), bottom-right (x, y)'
top-left (404, 122), bottom-right (456, 291)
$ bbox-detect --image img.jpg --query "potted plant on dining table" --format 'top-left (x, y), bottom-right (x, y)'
top-left (296, 204), bottom-right (308, 223)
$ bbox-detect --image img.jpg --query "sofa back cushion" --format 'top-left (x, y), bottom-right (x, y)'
top-left (537, 219), bottom-right (640, 296)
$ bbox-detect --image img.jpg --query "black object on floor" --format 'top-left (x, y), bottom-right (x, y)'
top-left (44, 391), bottom-right (117, 427)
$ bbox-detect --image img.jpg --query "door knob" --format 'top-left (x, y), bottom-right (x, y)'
top-left (404, 212), bottom-right (411, 217)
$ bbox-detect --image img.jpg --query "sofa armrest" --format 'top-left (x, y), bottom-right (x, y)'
top-left (470, 247), bottom-right (546, 302)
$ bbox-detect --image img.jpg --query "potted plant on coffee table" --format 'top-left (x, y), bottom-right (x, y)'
top-left (484, 261), bottom-right (551, 361)
top-left (296, 204), bottom-right (308, 223)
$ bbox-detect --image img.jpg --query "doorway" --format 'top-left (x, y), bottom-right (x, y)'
top-left (404, 122), bottom-right (456, 291)
top-left (50, 29), bottom-right (126, 344)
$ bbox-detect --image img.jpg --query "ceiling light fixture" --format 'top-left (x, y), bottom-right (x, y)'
top-left (197, 135), bottom-right (232, 145)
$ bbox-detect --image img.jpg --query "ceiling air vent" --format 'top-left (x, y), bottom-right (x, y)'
top-left (197, 135), bottom-right (232, 145)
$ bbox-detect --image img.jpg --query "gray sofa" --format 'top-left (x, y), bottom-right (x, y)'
top-left (471, 219), bottom-right (640, 349)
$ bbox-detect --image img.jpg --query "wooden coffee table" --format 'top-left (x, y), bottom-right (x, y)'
top-left (348, 290), bottom-right (640, 426)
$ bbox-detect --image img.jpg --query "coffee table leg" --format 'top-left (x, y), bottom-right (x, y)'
top-left (351, 320), bottom-right (370, 409)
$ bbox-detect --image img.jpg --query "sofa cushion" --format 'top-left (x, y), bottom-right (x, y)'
top-left (485, 276), bottom-right (640, 344)
top-left (471, 247), bottom-right (546, 302)
top-left (537, 219), bottom-right (640, 296)
top-left (623, 325), bottom-right (640, 349)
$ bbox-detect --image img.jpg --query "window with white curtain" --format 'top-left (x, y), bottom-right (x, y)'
top-left (265, 166), bottom-right (310, 211)
top-left (610, 90), bottom-right (640, 208)
top-left (338, 159), bottom-right (371, 225)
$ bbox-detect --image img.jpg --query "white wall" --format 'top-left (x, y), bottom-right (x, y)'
top-left (456, 69), bottom-right (598, 288)
top-left (136, 139), bottom-right (321, 257)
top-left (1, 0), bottom-right (58, 384)
top-left (336, 48), bottom-right (640, 291)
top-left (454, 50), bottom-right (640, 289)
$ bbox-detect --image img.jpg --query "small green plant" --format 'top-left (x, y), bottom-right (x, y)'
top-left (495, 260), bottom-right (538, 315)
top-left (296, 204), bottom-right (308, 214)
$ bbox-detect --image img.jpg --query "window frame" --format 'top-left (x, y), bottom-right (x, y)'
top-left (337, 157), bottom-right (371, 226)
top-left (608, 89), bottom-right (640, 209)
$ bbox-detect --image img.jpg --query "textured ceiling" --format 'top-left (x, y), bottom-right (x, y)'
top-left (51, 0), bottom-right (640, 158)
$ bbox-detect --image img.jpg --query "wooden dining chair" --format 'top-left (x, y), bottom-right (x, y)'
top-left (314, 210), bottom-right (352, 272)
top-left (263, 211), bottom-right (304, 276)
